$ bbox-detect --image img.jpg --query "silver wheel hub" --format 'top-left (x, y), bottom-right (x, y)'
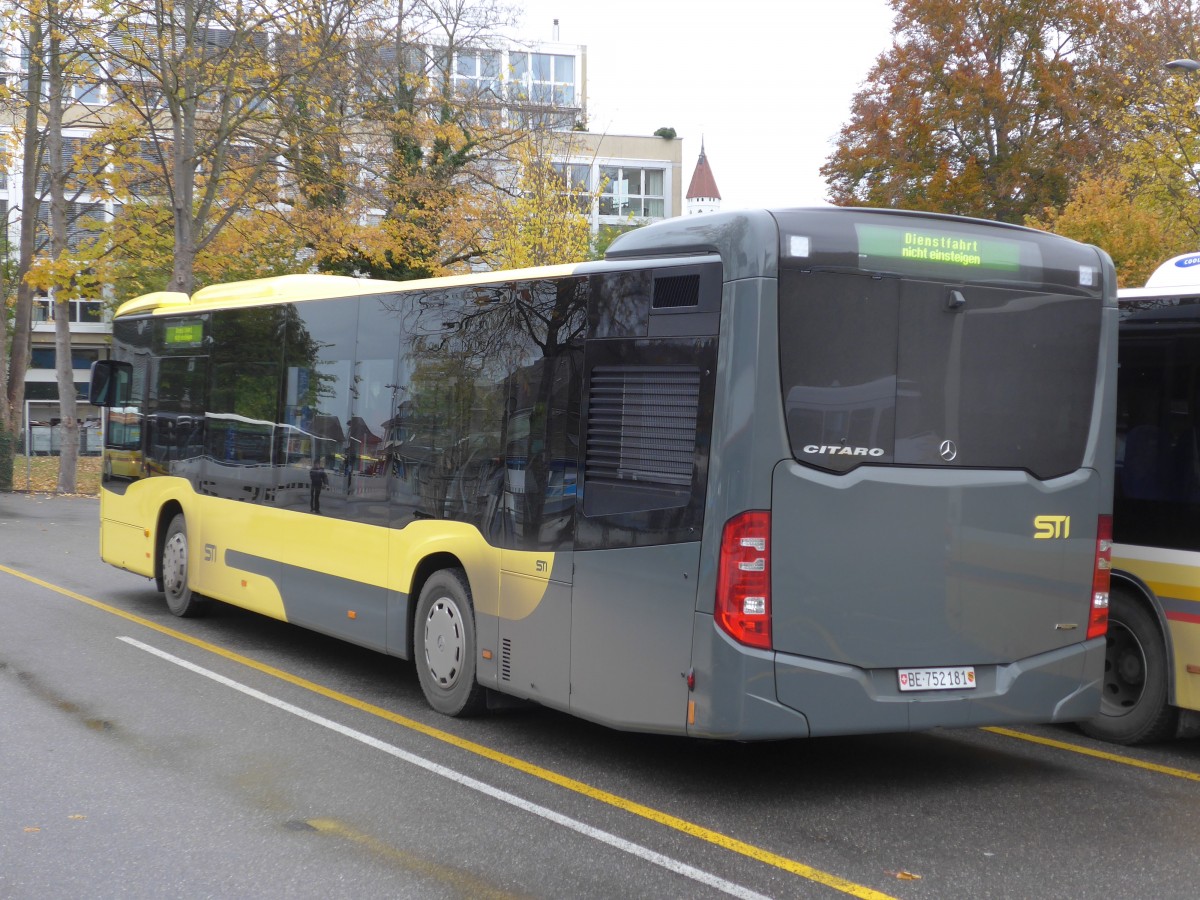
top-left (423, 598), bottom-right (463, 688)
top-left (164, 533), bottom-right (187, 597)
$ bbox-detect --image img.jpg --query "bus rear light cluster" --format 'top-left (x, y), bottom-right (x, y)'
top-left (1088, 514), bottom-right (1112, 640)
top-left (716, 511), bottom-right (771, 650)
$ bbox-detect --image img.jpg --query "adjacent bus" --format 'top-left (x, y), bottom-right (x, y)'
top-left (1087, 253), bottom-right (1200, 743)
top-left (90, 208), bottom-right (1117, 740)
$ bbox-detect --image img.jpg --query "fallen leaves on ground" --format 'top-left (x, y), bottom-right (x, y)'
top-left (7, 455), bottom-right (102, 496)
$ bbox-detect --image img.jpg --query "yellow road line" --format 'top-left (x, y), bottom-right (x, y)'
top-left (983, 726), bottom-right (1200, 782)
top-left (305, 819), bottom-right (528, 899)
top-left (0, 564), bottom-right (895, 900)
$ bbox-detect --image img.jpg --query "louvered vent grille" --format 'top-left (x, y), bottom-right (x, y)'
top-left (652, 274), bottom-right (700, 309)
top-left (500, 638), bottom-right (512, 681)
top-left (587, 367), bottom-right (700, 487)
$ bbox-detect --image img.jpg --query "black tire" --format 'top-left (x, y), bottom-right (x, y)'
top-left (161, 513), bottom-right (204, 618)
top-left (414, 569), bottom-right (486, 717)
top-left (1079, 587), bottom-right (1176, 745)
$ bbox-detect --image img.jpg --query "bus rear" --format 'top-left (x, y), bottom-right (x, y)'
top-left (611, 209), bottom-right (1117, 739)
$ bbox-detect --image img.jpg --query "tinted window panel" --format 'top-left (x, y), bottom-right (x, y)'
top-left (390, 278), bottom-right (586, 550)
top-left (781, 270), bottom-right (1101, 478)
top-left (284, 297), bottom-right (360, 518)
top-left (781, 272), bottom-right (898, 469)
top-left (1114, 326), bottom-right (1200, 551)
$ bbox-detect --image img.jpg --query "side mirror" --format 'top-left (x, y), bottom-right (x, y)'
top-left (89, 359), bottom-right (132, 407)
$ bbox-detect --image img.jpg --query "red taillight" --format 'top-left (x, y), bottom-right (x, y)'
top-left (1088, 514), bottom-right (1112, 640)
top-left (715, 511), bottom-right (771, 650)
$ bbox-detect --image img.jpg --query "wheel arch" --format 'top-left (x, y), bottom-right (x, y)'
top-left (406, 551), bottom-right (468, 660)
top-left (1110, 568), bottom-right (1178, 704)
top-left (153, 500), bottom-right (186, 592)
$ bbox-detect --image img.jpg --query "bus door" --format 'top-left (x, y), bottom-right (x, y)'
top-left (495, 397), bottom-right (577, 710)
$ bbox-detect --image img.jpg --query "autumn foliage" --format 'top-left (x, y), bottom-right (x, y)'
top-left (823, 0), bottom-right (1142, 224)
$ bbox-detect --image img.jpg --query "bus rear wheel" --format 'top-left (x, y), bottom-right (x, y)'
top-left (162, 513), bottom-right (204, 618)
top-left (415, 569), bottom-right (486, 717)
top-left (1079, 587), bottom-right (1176, 745)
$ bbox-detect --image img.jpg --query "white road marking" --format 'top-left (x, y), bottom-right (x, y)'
top-left (118, 636), bottom-right (772, 900)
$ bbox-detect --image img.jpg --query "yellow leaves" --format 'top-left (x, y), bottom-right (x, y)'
top-left (487, 136), bottom-right (597, 270)
top-left (23, 252), bottom-right (102, 296)
top-left (192, 209), bottom-right (308, 287)
top-left (1026, 170), bottom-right (1188, 288)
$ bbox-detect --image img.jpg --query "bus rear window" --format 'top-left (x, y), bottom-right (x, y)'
top-left (780, 270), bottom-right (1102, 479)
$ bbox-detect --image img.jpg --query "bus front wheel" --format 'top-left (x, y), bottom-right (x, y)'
top-left (162, 513), bottom-right (204, 618)
top-left (415, 569), bottom-right (486, 717)
top-left (1080, 587), bottom-right (1176, 745)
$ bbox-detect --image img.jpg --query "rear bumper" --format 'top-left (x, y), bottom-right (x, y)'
top-left (687, 614), bottom-right (1103, 739)
top-left (775, 638), bottom-right (1104, 737)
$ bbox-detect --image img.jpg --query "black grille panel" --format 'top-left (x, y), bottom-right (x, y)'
top-left (652, 274), bottom-right (700, 309)
top-left (586, 366), bottom-right (700, 487)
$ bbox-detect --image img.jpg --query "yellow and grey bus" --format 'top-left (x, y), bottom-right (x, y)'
top-left (90, 208), bottom-right (1117, 739)
top-left (1085, 253), bottom-right (1200, 743)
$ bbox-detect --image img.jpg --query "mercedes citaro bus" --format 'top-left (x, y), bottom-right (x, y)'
top-left (90, 208), bottom-right (1116, 739)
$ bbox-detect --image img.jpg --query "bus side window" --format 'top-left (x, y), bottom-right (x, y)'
top-left (89, 360), bottom-right (132, 407)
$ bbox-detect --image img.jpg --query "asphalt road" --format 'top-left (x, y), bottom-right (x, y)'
top-left (2, 492), bottom-right (1199, 899)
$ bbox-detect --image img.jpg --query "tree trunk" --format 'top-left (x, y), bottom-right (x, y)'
top-left (52, 299), bottom-right (80, 493)
top-left (0, 174), bottom-right (10, 490)
top-left (5, 16), bottom-right (44, 438)
top-left (47, 0), bottom-right (79, 494)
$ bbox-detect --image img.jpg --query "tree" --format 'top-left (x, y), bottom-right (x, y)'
top-left (0, 2), bottom-right (19, 487)
top-left (822, 0), bottom-right (1142, 222)
top-left (300, 0), bottom-right (545, 280)
top-left (1029, 2), bottom-right (1200, 279)
top-left (488, 134), bottom-right (597, 269)
top-left (95, 0), bottom-right (356, 295)
top-left (5, 0), bottom-right (115, 492)
top-left (46, 0), bottom-right (81, 492)
top-left (1027, 171), bottom-right (1189, 287)
top-left (0, 1), bottom-right (45, 454)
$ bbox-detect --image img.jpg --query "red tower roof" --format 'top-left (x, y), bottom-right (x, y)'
top-left (686, 142), bottom-right (721, 200)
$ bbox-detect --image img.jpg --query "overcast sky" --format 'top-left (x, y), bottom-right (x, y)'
top-left (512, 0), bottom-right (897, 209)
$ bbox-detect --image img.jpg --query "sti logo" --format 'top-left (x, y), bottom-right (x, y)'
top-left (536, 559), bottom-right (548, 573)
top-left (1033, 516), bottom-right (1070, 539)
top-left (204, 543), bottom-right (216, 562)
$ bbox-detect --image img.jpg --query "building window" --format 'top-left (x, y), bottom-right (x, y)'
top-left (34, 201), bottom-right (106, 250)
top-left (70, 53), bottom-right (103, 104)
top-left (32, 299), bottom-right (106, 325)
top-left (510, 52), bottom-right (575, 106)
top-left (599, 167), bottom-right (665, 219)
top-left (454, 49), bottom-right (501, 100)
top-left (552, 162), bottom-right (592, 213)
top-left (30, 347), bottom-right (102, 371)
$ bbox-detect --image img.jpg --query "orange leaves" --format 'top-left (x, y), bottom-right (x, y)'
top-left (823, 0), bottom-right (1138, 222)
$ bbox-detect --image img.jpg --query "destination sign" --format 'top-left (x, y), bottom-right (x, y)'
top-left (164, 320), bottom-right (204, 346)
top-left (857, 223), bottom-right (1022, 273)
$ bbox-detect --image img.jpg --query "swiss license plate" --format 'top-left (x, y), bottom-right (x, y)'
top-left (897, 666), bottom-right (976, 692)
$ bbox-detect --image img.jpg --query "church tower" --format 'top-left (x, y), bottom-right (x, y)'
top-left (685, 140), bottom-right (721, 216)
